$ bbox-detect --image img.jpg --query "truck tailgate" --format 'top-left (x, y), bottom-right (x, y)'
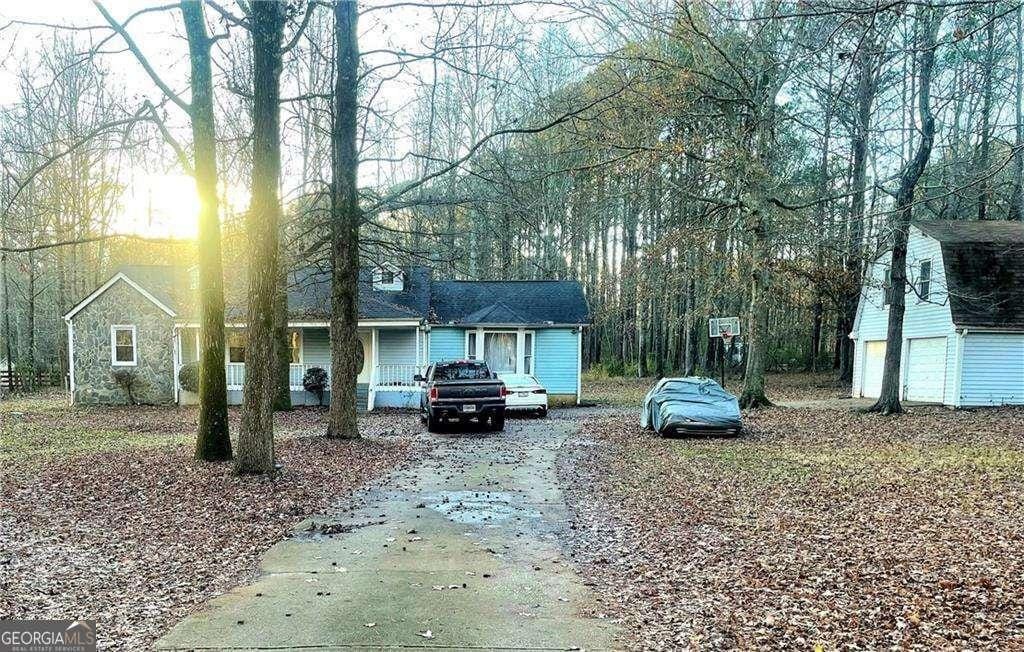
top-left (435, 380), bottom-right (503, 400)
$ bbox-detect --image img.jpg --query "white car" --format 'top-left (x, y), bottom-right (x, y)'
top-left (497, 373), bottom-right (548, 417)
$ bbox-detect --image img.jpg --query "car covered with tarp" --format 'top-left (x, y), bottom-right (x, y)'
top-left (640, 377), bottom-right (742, 436)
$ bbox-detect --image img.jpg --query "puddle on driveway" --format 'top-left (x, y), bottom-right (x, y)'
top-left (425, 490), bottom-right (541, 524)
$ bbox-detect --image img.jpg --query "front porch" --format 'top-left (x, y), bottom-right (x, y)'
top-left (173, 323), bottom-right (427, 411)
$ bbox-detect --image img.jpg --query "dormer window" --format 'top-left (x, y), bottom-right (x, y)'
top-left (373, 264), bottom-right (404, 291)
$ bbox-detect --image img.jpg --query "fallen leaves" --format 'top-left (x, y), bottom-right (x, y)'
top-left (558, 398), bottom-right (1024, 650)
top-left (0, 405), bottom-right (420, 651)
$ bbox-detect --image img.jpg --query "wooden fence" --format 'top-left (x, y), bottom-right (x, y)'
top-left (0, 369), bottom-right (55, 392)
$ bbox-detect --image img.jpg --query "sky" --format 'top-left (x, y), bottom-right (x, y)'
top-left (0, 0), bottom-right (474, 239)
top-left (1, 1), bottom-right (212, 237)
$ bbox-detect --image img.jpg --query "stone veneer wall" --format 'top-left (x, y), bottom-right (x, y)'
top-left (72, 280), bottom-right (175, 405)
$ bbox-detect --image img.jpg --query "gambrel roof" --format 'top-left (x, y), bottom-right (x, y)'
top-left (914, 220), bottom-right (1024, 330)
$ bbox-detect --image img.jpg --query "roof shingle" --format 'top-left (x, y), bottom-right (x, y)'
top-left (914, 220), bottom-right (1024, 330)
top-left (106, 265), bottom-right (589, 326)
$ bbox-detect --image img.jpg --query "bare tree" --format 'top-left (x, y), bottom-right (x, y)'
top-left (326, 0), bottom-right (361, 440)
top-left (236, 0), bottom-right (286, 474)
top-left (869, 4), bottom-right (943, 416)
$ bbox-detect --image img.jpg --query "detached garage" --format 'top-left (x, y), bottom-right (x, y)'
top-left (852, 220), bottom-right (1024, 407)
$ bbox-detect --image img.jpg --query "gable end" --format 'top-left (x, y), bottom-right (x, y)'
top-left (64, 272), bottom-right (177, 322)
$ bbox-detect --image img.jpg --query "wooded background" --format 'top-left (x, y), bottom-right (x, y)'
top-left (2, 0), bottom-right (1021, 389)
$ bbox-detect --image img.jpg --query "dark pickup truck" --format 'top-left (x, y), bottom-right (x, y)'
top-left (416, 360), bottom-right (507, 432)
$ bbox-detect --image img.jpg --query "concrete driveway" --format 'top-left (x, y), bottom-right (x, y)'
top-left (155, 415), bottom-right (619, 651)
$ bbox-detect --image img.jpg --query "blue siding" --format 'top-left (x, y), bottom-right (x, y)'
top-left (378, 328), bottom-right (417, 364)
top-left (429, 327), bottom-right (464, 361)
top-left (303, 327), bottom-right (331, 364)
top-left (374, 390), bottom-right (420, 408)
top-left (534, 328), bottom-right (579, 396)
top-left (960, 333), bottom-right (1024, 406)
top-left (429, 327), bottom-right (579, 397)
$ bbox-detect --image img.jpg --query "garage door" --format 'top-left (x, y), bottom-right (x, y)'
top-left (861, 340), bottom-right (886, 398)
top-left (905, 336), bottom-right (947, 403)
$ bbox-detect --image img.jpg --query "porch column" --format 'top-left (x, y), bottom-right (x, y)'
top-left (577, 327), bottom-right (583, 404)
top-left (414, 326), bottom-right (420, 372)
top-left (172, 327), bottom-right (181, 404)
top-left (516, 328), bottom-right (526, 374)
top-left (368, 328), bottom-right (379, 411)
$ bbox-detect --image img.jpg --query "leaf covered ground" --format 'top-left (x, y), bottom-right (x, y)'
top-left (585, 372), bottom-right (847, 408)
top-left (1, 396), bottom-right (420, 650)
top-left (558, 400), bottom-right (1024, 650)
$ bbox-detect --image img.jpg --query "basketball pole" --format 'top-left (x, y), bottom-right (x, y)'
top-left (718, 330), bottom-right (731, 388)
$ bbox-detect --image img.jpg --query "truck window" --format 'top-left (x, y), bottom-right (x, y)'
top-left (433, 362), bottom-right (491, 381)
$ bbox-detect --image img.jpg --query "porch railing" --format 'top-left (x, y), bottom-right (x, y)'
top-left (289, 363), bottom-right (331, 390)
top-left (223, 362), bottom-right (417, 392)
top-left (374, 364), bottom-right (420, 389)
top-left (226, 363), bottom-right (245, 389)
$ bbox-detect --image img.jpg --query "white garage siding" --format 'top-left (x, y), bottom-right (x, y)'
top-left (852, 227), bottom-right (958, 404)
top-left (959, 333), bottom-right (1024, 406)
top-left (904, 336), bottom-right (947, 403)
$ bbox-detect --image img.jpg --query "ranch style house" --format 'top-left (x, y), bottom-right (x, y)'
top-left (63, 263), bottom-right (589, 410)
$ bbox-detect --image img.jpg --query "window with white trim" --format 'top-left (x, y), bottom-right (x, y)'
top-left (464, 329), bottom-right (535, 374)
top-left (918, 260), bottom-right (931, 301)
top-left (227, 331), bottom-right (247, 363)
top-left (372, 264), bottom-right (404, 291)
top-left (524, 332), bottom-right (534, 374)
top-left (288, 330), bottom-right (302, 363)
top-left (111, 325), bottom-right (137, 366)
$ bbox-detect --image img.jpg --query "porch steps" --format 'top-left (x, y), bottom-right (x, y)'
top-left (356, 383), bottom-right (368, 412)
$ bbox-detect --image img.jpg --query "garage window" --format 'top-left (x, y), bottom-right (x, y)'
top-left (918, 260), bottom-right (931, 301)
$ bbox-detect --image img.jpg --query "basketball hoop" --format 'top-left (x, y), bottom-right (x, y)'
top-left (709, 317), bottom-right (740, 387)
top-left (720, 328), bottom-right (734, 348)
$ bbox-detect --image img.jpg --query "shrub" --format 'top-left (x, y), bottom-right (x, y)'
top-left (110, 368), bottom-right (143, 405)
top-left (178, 362), bottom-right (200, 393)
top-left (303, 367), bottom-right (329, 406)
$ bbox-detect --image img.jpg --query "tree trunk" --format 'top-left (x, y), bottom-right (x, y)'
top-left (183, 1), bottom-right (232, 461)
top-left (326, 0), bottom-right (361, 440)
top-left (1011, 4), bottom-right (1024, 221)
top-left (841, 30), bottom-right (877, 382)
top-left (1, 250), bottom-right (13, 394)
top-left (739, 212), bottom-right (772, 408)
top-left (808, 75), bottom-right (832, 373)
top-left (870, 5), bottom-right (941, 415)
top-left (272, 263), bottom-right (292, 411)
top-left (977, 4), bottom-right (995, 221)
top-left (236, 0), bottom-right (285, 475)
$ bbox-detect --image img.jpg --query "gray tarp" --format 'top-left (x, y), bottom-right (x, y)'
top-left (640, 377), bottom-right (741, 433)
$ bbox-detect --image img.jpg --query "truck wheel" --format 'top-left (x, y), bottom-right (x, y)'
top-left (426, 413), bottom-right (439, 433)
top-left (536, 407), bottom-right (548, 418)
top-left (491, 410), bottom-right (505, 431)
